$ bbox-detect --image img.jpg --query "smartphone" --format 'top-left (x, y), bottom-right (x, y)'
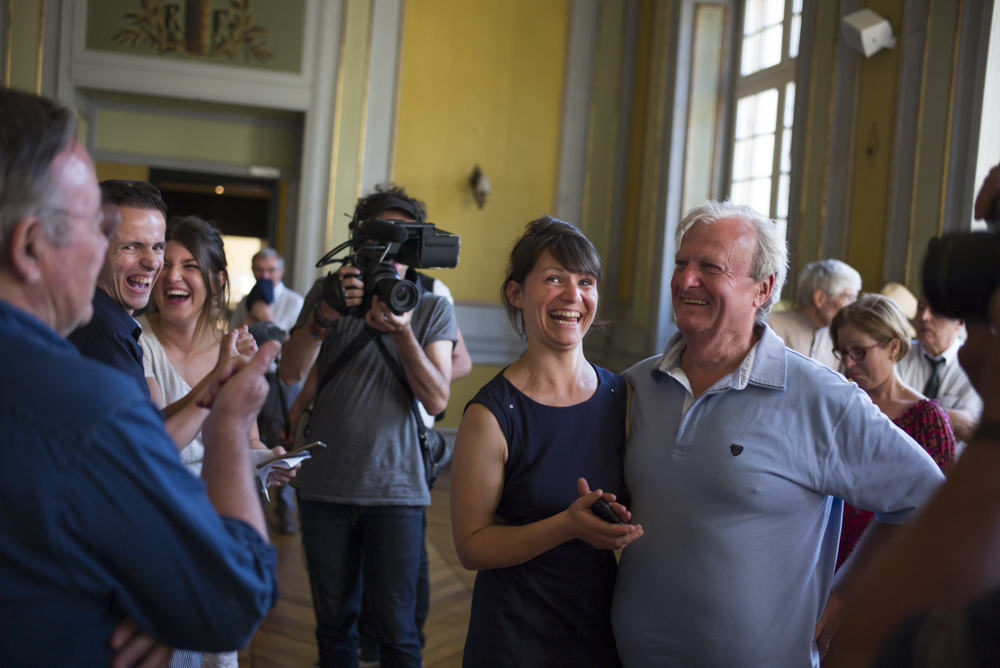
top-left (256, 441), bottom-right (327, 469)
top-left (591, 498), bottom-right (625, 525)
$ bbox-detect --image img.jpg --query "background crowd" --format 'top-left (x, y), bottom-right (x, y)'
top-left (2, 84), bottom-right (1000, 668)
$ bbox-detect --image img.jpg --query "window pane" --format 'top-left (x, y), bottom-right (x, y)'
top-left (750, 177), bottom-right (772, 215)
top-left (777, 173), bottom-right (790, 218)
top-left (789, 14), bottom-right (802, 58)
top-left (742, 33), bottom-right (761, 75)
top-left (751, 134), bottom-right (775, 178)
top-left (736, 96), bottom-right (755, 139)
top-left (763, 0), bottom-right (784, 27)
top-left (760, 24), bottom-right (783, 69)
top-left (745, 0), bottom-right (762, 35)
top-left (781, 128), bottom-right (793, 173)
top-left (792, 0), bottom-right (803, 14)
top-left (731, 180), bottom-right (750, 206)
top-left (754, 88), bottom-right (779, 135)
top-left (775, 218), bottom-right (787, 241)
top-left (733, 139), bottom-right (752, 181)
top-left (784, 82), bottom-right (796, 128)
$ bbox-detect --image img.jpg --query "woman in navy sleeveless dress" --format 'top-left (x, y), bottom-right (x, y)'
top-left (450, 217), bottom-right (643, 668)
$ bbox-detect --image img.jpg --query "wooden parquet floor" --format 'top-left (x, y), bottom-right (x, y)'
top-left (238, 466), bottom-right (473, 667)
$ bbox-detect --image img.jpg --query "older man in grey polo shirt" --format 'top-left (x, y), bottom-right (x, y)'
top-left (611, 201), bottom-right (944, 668)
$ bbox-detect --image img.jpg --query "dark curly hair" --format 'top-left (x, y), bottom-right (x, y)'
top-left (350, 182), bottom-right (427, 231)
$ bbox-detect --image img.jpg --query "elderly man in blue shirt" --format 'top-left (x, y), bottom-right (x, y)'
top-left (0, 89), bottom-right (280, 666)
top-left (611, 200), bottom-right (945, 667)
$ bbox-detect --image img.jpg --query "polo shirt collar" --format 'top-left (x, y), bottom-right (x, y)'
top-left (93, 287), bottom-right (142, 342)
top-left (653, 323), bottom-right (787, 391)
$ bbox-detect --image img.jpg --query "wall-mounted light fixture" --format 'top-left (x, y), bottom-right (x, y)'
top-left (841, 9), bottom-right (896, 58)
top-left (469, 165), bottom-right (491, 209)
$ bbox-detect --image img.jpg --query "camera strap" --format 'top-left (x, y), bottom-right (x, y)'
top-left (314, 325), bottom-right (379, 399)
top-left (372, 336), bottom-right (432, 439)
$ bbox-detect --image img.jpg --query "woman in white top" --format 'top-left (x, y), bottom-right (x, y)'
top-left (140, 215), bottom-right (296, 668)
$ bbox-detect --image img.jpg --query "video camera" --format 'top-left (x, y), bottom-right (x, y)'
top-left (922, 196), bottom-right (1000, 322)
top-left (316, 218), bottom-right (460, 316)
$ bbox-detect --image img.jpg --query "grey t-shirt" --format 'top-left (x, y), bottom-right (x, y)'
top-left (291, 278), bottom-right (457, 506)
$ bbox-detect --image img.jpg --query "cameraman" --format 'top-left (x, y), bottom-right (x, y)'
top-left (826, 163), bottom-right (1000, 667)
top-left (279, 185), bottom-right (457, 668)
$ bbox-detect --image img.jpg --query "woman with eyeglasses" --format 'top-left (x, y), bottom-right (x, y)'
top-left (830, 293), bottom-right (954, 569)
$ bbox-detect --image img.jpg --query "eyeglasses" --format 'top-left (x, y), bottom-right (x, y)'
top-left (833, 340), bottom-right (888, 362)
top-left (99, 180), bottom-right (162, 198)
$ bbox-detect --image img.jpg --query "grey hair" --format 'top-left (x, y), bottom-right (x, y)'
top-left (675, 200), bottom-right (788, 325)
top-left (252, 247), bottom-right (284, 268)
top-left (0, 89), bottom-right (77, 257)
top-left (796, 259), bottom-right (862, 307)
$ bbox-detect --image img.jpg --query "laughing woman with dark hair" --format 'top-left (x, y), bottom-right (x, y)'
top-left (139, 215), bottom-right (298, 668)
top-left (450, 216), bottom-right (643, 668)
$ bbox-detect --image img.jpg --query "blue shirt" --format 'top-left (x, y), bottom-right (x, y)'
top-left (612, 325), bottom-right (945, 668)
top-left (0, 300), bottom-right (279, 667)
top-left (67, 287), bottom-right (150, 398)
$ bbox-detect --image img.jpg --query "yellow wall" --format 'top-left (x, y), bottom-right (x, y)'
top-left (94, 161), bottom-right (151, 181)
top-left (95, 108), bottom-right (301, 172)
top-left (437, 363), bottom-right (504, 429)
top-left (6, 0), bottom-right (44, 93)
top-left (393, 0), bottom-right (570, 303)
top-left (326, 0), bottom-right (373, 254)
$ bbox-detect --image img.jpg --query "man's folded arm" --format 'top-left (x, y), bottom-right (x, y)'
top-left (59, 400), bottom-right (279, 652)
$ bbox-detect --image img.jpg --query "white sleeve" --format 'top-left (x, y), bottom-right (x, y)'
top-left (431, 279), bottom-right (454, 306)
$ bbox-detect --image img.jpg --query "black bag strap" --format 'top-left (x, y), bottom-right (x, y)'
top-left (276, 371), bottom-right (291, 437)
top-left (315, 325), bottom-right (378, 399)
top-left (373, 336), bottom-right (428, 436)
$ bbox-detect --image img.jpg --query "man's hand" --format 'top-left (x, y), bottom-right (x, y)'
top-left (365, 294), bottom-right (414, 334)
top-left (569, 478), bottom-right (643, 551)
top-left (109, 618), bottom-right (173, 668)
top-left (320, 266), bottom-right (364, 319)
top-left (199, 341), bottom-right (280, 430)
top-left (248, 300), bottom-right (276, 324)
top-left (814, 588), bottom-right (845, 658)
top-left (265, 445), bottom-right (300, 486)
top-left (215, 328), bottom-right (257, 377)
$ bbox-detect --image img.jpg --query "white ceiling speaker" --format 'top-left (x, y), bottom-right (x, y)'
top-left (841, 9), bottom-right (897, 58)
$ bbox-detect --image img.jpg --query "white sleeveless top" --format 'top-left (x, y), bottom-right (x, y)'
top-left (137, 315), bottom-right (205, 476)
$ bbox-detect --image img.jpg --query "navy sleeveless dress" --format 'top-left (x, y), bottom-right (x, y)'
top-left (462, 366), bottom-right (627, 668)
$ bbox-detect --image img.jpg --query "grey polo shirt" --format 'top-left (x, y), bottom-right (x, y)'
top-left (613, 325), bottom-right (944, 668)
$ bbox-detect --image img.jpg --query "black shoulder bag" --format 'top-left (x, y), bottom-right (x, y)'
top-left (373, 337), bottom-right (451, 490)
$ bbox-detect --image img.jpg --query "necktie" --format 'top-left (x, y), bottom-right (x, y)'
top-left (923, 355), bottom-right (946, 399)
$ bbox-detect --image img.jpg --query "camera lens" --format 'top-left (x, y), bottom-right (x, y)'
top-left (384, 280), bottom-right (419, 314)
top-left (922, 232), bottom-right (1000, 322)
top-left (367, 262), bottom-right (420, 315)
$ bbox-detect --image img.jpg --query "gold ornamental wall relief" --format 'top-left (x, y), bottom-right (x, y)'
top-left (114, 0), bottom-right (272, 63)
top-left (87, 0), bottom-right (305, 72)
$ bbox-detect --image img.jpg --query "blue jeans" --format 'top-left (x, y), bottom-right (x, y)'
top-left (299, 500), bottom-right (424, 668)
top-left (358, 508), bottom-right (429, 658)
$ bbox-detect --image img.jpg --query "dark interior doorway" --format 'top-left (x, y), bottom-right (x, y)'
top-left (149, 169), bottom-right (280, 243)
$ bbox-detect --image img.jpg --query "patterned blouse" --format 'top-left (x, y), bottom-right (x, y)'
top-left (836, 398), bottom-right (955, 570)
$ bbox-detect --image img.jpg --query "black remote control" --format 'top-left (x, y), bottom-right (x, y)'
top-left (591, 498), bottom-right (625, 525)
